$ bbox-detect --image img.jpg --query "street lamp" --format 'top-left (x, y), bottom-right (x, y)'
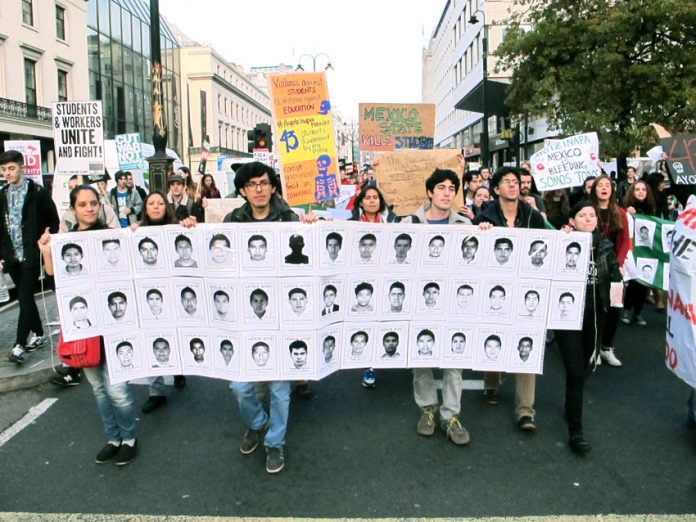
top-left (469, 10), bottom-right (489, 168)
top-left (295, 53), bottom-right (334, 72)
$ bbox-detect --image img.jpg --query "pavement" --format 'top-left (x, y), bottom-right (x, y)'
top-left (0, 290), bottom-right (61, 393)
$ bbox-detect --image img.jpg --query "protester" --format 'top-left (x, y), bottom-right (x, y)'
top-left (473, 166), bottom-right (545, 431)
top-left (570, 176), bottom-right (597, 207)
top-left (60, 175), bottom-right (119, 232)
top-left (462, 170), bottom-right (484, 207)
top-left (519, 168), bottom-right (546, 216)
top-left (542, 189), bottom-right (570, 229)
top-left (126, 172), bottom-right (148, 218)
top-left (223, 161), bottom-right (317, 474)
top-left (401, 168), bottom-right (471, 445)
top-left (109, 170), bottom-right (143, 228)
top-left (616, 166), bottom-right (638, 203)
top-left (37, 185), bottom-right (138, 465)
top-left (176, 166), bottom-right (197, 200)
top-left (0, 150), bottom-right (59, 364)
top-left (622, 180), bottom-right (657, 325)
top-left (590, 174), bottom-right (630, 367)
top-left (470, 186), bottom-right (491, 216)
top-left (200, 174), bottom-right (221, 199)
top-left (167, 175), bottom-right (204, 222)
top-left (349, 184), bottom-right (397, 388)
top-left (556, 200), bottom-right (622, 454)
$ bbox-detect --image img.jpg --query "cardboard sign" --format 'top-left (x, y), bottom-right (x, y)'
top-left (661, 135), bottom-right (696, 184)
top-left (204, 198), bottom-right (246, 223)
top-left (4, 140), bottom-right (42, 185)
top-left (373, 149), bottom-right (462, 216)
top-left (268, 72), bottom-right (340, 206)
top-left (115, 133), bottom-right (144, 171)
top-left (530, 132), bottom-right (600, 190)
top-left (359, 103), bottom-right (435, 151)
top-left (52, 101), bottom-right (104, 174)
top-left (666, 195), bottom-right (696, 388)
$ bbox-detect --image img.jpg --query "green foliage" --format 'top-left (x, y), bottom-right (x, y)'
top-left (495, 0), bottom-right (696, 157)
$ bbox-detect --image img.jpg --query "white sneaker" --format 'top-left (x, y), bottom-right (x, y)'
top-left (600, 347), bottom-right (622, 367)
top-left (621, 311), bottom-right (632, 324)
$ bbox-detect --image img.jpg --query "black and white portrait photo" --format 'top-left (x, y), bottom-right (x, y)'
top-left (93, 230), bottom-right (132, 278)
top-left (351, 227), bottom-right (385, 267)
top-left (634, 218), bottom-right (656, 248)
top-left (202, 226), bottom-right (237, 273)
top-left (448, 279), bottom-right (480, 317)
top-left (242, 282), bottom-right (278, 328)
top-left (243, 333), bottom-right (280, 381)
top-left (135, 279), bottom-right (173, 324)
top-left (418, 229), bottom-right (453, 269)
top-left (131, 228), bottom-right (169, 277)
top-left (206, 279), bottom-right (240, 326)
top-left (173, 278), bottom-right (208, 324)
top-left (485, 232), bottom-right (520, 272)
top-left (280, 226), bottom-right (314, 270)
top-left (451, 227), bottom-right (487, 269)
top-left (143, 330), bottom-right (181, 375)
top-left (482, 278), bottom-right (514, 319)
top-left (441, 326), bottom-right (475, 368)
top-left (385, 228), bottom-right (418, 266)
top-left (51, 234), bottom-right (93, 287)
top-left (104, 333), bottom-right (144, 383)
top-left (381, 278), bottom-right (413, 317)
top-left (239, 225), bottom-right (277, 273)
top-left (473, 327), bottom-right (509, 372)
top-left (372, 322), bottom-right (408, 368)
top-left (519, 231), bottom-right (556, 277)
top-left (281, 279), bottom-right (316, 326)
top-left (514, 280), bottom-right (550, 323)
top-left (318, 323), bottom-right (343, 378)
top-left (57, 288), bottom-right (99, 341)
top-left (347, 277), bottom-right (380, 319)
top-left (97, 282), bottom-right (138, 331)
top-left (548, 281), bottom-right (586, 330)
top-left (508, 329), bottom-right (545, 374)
top-left (319, 225), bottom-right (349, 269)
top-left (167, 227), bottom-right (200, 272)
top-left (636, 257), bottom-right (659, 285)
top-left (661, 224), bottom-right (675, 253)
top-left (555, 233), bottom-right (590, 280)
top-left (212, 333), bottom-right (242, 378)
top-left (341, 326), bottom-right (375, 369)
top-left (178, 329), bottom-right (213, 376)
top-left (281, 333), bottom-right (317, 379)
top-left (407, 323), bottom-right (443, 368)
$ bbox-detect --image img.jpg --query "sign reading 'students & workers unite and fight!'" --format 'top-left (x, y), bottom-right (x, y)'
top-left (52, 101), bottom-right (105, 175)
top-left (268, 72), bottom-right (340, 206)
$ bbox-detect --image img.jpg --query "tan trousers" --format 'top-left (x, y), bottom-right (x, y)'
top-left (484, 371), bottom-right (536, 420)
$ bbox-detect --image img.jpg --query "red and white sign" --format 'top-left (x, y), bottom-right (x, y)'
top-left (4, 140), bottom-right (42, 185)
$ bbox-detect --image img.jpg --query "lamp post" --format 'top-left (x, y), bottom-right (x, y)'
top-left (469, 10), bottom-right (489, 168)
top-left (295, 53), bottom-right (333, 72)
top-left (146, 0), bottom-right (173, 193)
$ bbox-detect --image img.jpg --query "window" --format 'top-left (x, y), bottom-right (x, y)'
top-left (22, 0), bottom-right (34, 26)
top-left (57, 70), bottom-right (68, 101)
top-left (24, 58), bottom-right (37, 106)
top-left (56, 5), bottom-right (66, 40)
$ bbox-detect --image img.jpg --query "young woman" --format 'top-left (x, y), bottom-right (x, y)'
top-left (135, 191), bottom-right (189, 412)
top-left (38, 185), bottom-right (138, 465)
top-left (542, 189), bottom-right (570, 229)
top-left (589, 175), bottom-right (630, 367)
top-left (176, 166), bottom-right (198, 200)
top-left (471, 186), bottom-right (491, 217)
top-left (200, 174), bottom-right (221, 199)
top-left (622, 180), bottom-right (657, 325)
top-left (556, 200), bottom-right (622, 454)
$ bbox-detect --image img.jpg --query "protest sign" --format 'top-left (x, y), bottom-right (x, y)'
top-left (660, 135), bottom-right (696, 185)
top-left (52, 101), bottom-right (104, 174)
top-left (4, 140), bottom-right (42, 185)
top-left (373, 149), bottom-right (462, 216)
top-left (530, 132), bottom-right (600, 190)
top-left (115, 133), bottom-right (144, 171)
top-left (268, 72), bottom-right (340, 206)
top-left (624, 214), bottom-right (674, 290)
top-left (203, 198), bottom-right (245, 223)
top-left (359, 103), bottom-right (435, 151)
top-left (666, 195), bottom-right (696, 388)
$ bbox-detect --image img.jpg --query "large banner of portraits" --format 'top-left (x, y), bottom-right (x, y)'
top-left (624, 213), bottom-right (675, 290)
top-left (51, 222), bottom-right (590, 384)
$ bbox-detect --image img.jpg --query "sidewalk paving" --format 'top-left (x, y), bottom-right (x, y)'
top-left (0, 291), bottom-right (61, 393)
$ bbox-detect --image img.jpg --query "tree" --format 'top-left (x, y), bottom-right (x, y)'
top-left (495, 0), bottom-right (696, 164)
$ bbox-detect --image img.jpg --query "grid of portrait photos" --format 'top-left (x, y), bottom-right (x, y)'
top-left (51, 222), bottom-right (590, 384)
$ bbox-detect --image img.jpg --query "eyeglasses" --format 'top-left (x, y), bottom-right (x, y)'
top-left (244, 180), bottom-right (272, 191)
top-left (500, 179), bottom-right (519, 187)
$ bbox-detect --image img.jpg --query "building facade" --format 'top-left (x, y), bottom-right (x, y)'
top-left (424, 0), bottom-right (557, 168)
top-left (0, 0), bottom-right (89, 172)
top-left (86, 0), bottom-right (183, 157)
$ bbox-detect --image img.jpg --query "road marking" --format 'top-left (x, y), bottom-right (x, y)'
top-left (0, 398), bottom-right (58, 447)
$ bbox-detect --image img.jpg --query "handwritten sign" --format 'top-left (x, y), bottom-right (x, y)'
top-left (204, 198), bottom-right (246, 223)
top-left (52, 101), bottom-right (104, 174)
top-left (373, 149), bottom-right (462, 216)
top-left (530, 132), bottom-right (600, 190)
top-left (115, 133), bottom-right (144, 171)
top-left (661, 135), bottom-right (696, 185)
top-left (268, 72), bottom-right (339, 206)
top-left (4, 140), bottom-right (42, 185)
top-left (359, 103), bottom-right (435, 151)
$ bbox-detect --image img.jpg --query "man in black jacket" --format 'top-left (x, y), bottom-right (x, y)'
top-left (167, 175), bottom-right (204, 222)
top-left (0, 150), bottom-right (59, 363)
top-left (472, 166), bottom-right (545, 431)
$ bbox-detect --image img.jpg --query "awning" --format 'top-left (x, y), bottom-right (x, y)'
top-left (454, 79), bottom-right (510, 116)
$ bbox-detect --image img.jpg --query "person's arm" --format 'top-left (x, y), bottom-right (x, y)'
top-left (131, 190), bottom-right (143, 217)
top-left (37, 228), bottom-right (54, 275)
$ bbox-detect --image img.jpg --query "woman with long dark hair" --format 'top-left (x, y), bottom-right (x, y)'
top-left (589, 175), bottom-right (630, 367)
top-left (350, 184), bottom-right (398, 223)
top-left (200, 174), bottom-right (221, 199)
top-left (543, 189), bottom-right (570, 229)
top-left (38, 185), bottom-right (138, 465)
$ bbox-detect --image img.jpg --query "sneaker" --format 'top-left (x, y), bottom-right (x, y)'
top-left (621, 310), bottom-right (632, 324)
top-left (265, 446), bottom-right (285, 474)
top-left (416, 405), bottom-right (438, 436)
top-left (141, 395), bottom-right (167, 414)
top-left (482, 389), bottom-right (499, 405)
top-left (517, 415), bottom-right (537, 431)
top-left (95, 442), bottom-right (121, 464)
top-left (240, 423), bottom-right (268, 455)
top-left (600, 347), bottom-right (622, 367)
top-left (569, 434), bottom-right (591, 455)
top-left (8, 344), bottom-right (24, 364)
top-left (25, 335), bottom-right (49, 352)
top-left (635, 314), bottom-right (647, 326)
top-left (174, 375), bottom-right (187, 388)
top-left (362, 368), bottom-right (376, 388)
top-left (50, 370), bottom-right (81, 387)
top-left (442, 416), bottom-right (470, 445)
top-left (114, 440), bottom-right (137, 466)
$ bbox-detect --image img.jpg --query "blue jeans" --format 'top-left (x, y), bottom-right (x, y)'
top-left (83, 364), bottom-right (137, 442)
top-left (230, 381), bottom-right (290, 448)
top-left (688, 388), bottom-right (696, 423)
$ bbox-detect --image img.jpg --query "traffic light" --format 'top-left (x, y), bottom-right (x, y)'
top-left (247, 123), bottom-right (273, 153)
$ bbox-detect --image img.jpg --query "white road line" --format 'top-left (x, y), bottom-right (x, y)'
top-left (0, 398), bottom-right (58, 447)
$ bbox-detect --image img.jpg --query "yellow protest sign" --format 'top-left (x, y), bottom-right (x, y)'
top-left (359, 103), bottom-right (435, 151)
top-left (374, 149), bottom-right (462, 216)
top-left (268, 72), bottom-right (339, 206)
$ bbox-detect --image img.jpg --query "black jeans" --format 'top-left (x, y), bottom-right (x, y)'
top-left (7, 262), bottom-right (43, 346)
top-left (601, 306), bottom-right (619, 348)
top-left (555, 305), bottom-right (606, 437)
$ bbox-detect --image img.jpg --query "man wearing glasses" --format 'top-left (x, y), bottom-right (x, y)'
top-left (473, 166), bottom-right (545, 432)
top-left (222, 161), bottom-right (317, 474)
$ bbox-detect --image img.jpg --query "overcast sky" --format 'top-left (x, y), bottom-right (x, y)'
top-left (159, 0), bottom-right (445, 121)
